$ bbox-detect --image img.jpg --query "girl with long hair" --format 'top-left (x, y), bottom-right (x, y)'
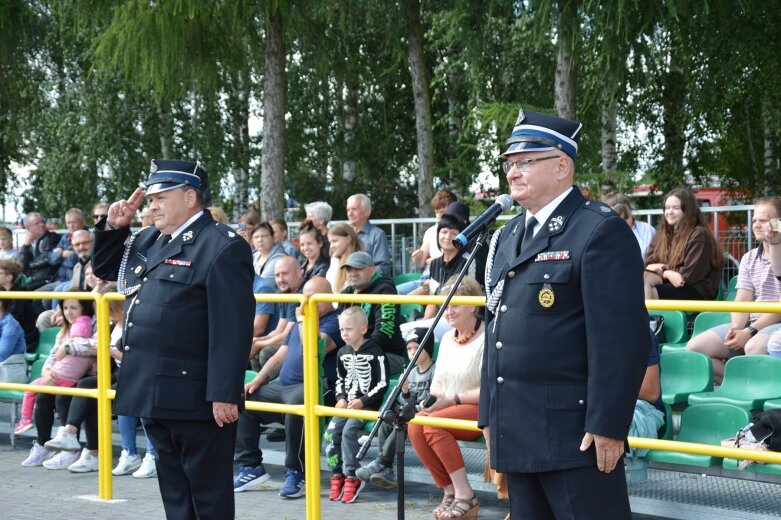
top-left (644, 187), bottom-right (724, 300)
top-left (326, 223), bottom-right (363, 293)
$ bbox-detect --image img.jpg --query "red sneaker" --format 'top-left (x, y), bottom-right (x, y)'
top-left (329, 474), bottom-right (345, 501)
top-left (341, 476), bottom-right (366, 504)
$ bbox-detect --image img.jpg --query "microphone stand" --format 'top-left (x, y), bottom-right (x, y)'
top-left (357, 230), bottom-right (489, 520)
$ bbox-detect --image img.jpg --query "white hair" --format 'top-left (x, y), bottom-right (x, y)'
top-left (305, 201), bottom-right (333, 223)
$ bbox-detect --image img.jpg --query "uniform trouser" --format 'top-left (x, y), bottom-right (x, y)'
top-left (144, 417), bottom-right (237, 520)
top-left (506, 464), bottom-right (631, 520)
top-left (235, 383), bottom-right (305, 472)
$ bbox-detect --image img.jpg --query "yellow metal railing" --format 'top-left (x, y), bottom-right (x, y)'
top-left (4, 293), bottom-right (781, 515)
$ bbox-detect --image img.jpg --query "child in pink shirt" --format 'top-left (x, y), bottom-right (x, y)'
top-left (15, 300), bottom-right (96, 434)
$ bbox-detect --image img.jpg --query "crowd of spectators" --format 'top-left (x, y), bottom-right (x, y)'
top-left (1, 185), bottom-right (772, 513)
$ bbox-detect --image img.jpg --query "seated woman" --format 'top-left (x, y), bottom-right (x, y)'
top-left (413, 202), bottom-right (484, 321)
top-left (326, 223), bottom-right (363, 294)
top-left (271, 217), bottom-right (303, 261)
top-left (251, 222), bottom-right (288, 280)
top-left (644, 188), bottom-right (724, 300)
top-left (0, 258), bottom-right (39, 347)
top-left (298, 220), bottom-right (329, 284)
top-left (0, 288), bottom-right (26, 382)
top-left (408, 275), bottom-right (484, 519)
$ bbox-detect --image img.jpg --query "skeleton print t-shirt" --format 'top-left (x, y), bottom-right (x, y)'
top-left (334, 339), bottom-right (389, 410)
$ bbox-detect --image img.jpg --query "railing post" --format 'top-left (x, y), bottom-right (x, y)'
top-left (95, 293), bottom-right (114, 499)
top-left (303, 298), bottom-right (322, 519)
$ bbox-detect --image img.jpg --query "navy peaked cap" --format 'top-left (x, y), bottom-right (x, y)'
top-left (503, 108), bottom-right (582, 160)
top-left (143, 159), bottom-right (209, 196)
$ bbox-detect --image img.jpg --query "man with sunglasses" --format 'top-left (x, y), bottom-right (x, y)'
top-left (479, 108), bottom-right (650, 519)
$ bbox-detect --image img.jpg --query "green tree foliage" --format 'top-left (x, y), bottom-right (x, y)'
top-left (4, 0), bottom-right (781, 222)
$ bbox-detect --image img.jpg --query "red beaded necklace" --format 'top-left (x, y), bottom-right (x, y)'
top-left (453, 317), bottom-right (482, 345)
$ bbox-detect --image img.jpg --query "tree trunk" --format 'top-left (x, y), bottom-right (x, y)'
top-left (554, 0), bottom-right (577, 119)
top-left (261, 12), bottom-right (286, 221)
top-left (158, 101), bottom-right (172, 159)
top-left (342, 83), bottom-right (357, 183)
top-left (406, 0), bottom-right (434, 217)
top-left (232, 70), bottom-right (251, 220)
top-left (659, 33), bottom-right (686, 188)
top-left (601, 95), bottom-right (618, 173)
top-left (762, 99), bottom-right (774, 196)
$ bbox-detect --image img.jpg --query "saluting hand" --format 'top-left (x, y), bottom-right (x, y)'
top-left (107, 188), bottom-right (145, 228)
top-left (580, 432), bottom-right (624, 473)
top-left (213, 402), bottom-right (239, 427)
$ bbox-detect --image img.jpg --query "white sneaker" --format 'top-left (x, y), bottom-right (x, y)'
top-left (44, 427), bottom-right (81, 451)
top-left (113, 449), bottom-right (143, 476)
top-left (69, 448), bottom-right (99, 473)
top-left (43, 449), bottom-right (80, 470)
top-left (21, 441), bottom-right (55, 467)
top-left (132, 452), bottom-right (157, 479)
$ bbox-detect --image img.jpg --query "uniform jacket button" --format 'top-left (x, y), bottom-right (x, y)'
top-left (169, 274), bottom-right (175, 278)
top-left (497, 376), bottom-right (504, 384)
top-left (143, 277), bottom-right (148, 282)
top-left (181, 370), bottom-right (187, 375)
top-left (578, 399), bottom-right (585, 405)
top-left (508, 271), bottom-right (515, 278)
top-left (128, 322), bottom-right (133, 328)
top-left (496, 341), bottom-right (503, 349)
top-left (500, 304), bottom-right (508, 312)
top-left (124, 345), bottom-right (131, 352)
top-left (544, 274), bottom-right (550, 279)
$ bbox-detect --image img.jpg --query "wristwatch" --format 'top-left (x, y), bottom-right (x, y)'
top-left (747, 325), bottom-right (759, 336)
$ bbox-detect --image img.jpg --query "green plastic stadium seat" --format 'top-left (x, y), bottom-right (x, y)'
top-left (363, 377), bottom-right (399, 433)
top-left (394, 272), bottom-right (421, 285)
top-left (660, 351), bottom-right (714, 405)
top-left (645, 403), bottom-right (751, 467)
top-left (723, 456), bottom-right (781, 475)
top-left (3, 358), bottom-right (47, 447)
top-left (655, 310), bottom-right (688, 350)
top-left (400, 303), bottom-right (424, 323)
top-left (764, 399), bottom-right (781, 411)
top-left (662, 312), bottom-right (730, 353)
top-left (726, 275), bottom-right (739, 301)
top-left (688, 356), bottom-right (781, 410)
top-left (25, 326), bottom-right (60, 363)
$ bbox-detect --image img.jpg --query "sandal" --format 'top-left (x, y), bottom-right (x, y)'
top-left (437, 495), bottom-right (479, 519)
top-left (432, 494), bottom-right (455, 517)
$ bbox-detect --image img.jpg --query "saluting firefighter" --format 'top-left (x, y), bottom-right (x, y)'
top-left (479, 109), bottom-right (650, 519)
top-left (92, 160), bottom-right (254, 520)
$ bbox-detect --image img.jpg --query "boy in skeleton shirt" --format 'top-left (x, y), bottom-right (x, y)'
top-left (324, 306), bottom-right (390, 504)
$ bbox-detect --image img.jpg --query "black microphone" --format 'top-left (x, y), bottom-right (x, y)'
top-left (452, 194), bottom-right (514, 249)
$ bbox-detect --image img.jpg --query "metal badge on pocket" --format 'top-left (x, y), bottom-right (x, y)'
top-left (538, 283), bottom-right (555, 308)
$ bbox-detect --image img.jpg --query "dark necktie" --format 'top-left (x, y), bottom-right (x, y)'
top-left (160, 234), bottom-right (172, 247)
top-left (520, 216), bottom-right (538, 254)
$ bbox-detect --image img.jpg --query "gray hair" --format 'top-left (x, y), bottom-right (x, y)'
top-left (305, 201), bottom-right (333, 223)
top-left (348, 193), bottom-right (371, 212)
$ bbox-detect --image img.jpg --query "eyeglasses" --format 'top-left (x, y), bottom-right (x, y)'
top-left (501, 155), bottom-right (561, 174)
top-left (93, 214), bottom-right (107, 220)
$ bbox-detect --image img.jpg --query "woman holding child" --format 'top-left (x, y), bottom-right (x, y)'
top-left (408, 275), bottom-right (484, 519)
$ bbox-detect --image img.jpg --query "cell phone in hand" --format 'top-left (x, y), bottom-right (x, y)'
top-left (771, 218), bottom-right (780, 232)
top-left (238, 223), bottom-right (247, 231)
top-left (421, 394), bottom-right (437, 408)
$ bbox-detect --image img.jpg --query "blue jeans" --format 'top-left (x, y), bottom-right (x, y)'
top-left (118, 415), bottom-right (155, 455)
